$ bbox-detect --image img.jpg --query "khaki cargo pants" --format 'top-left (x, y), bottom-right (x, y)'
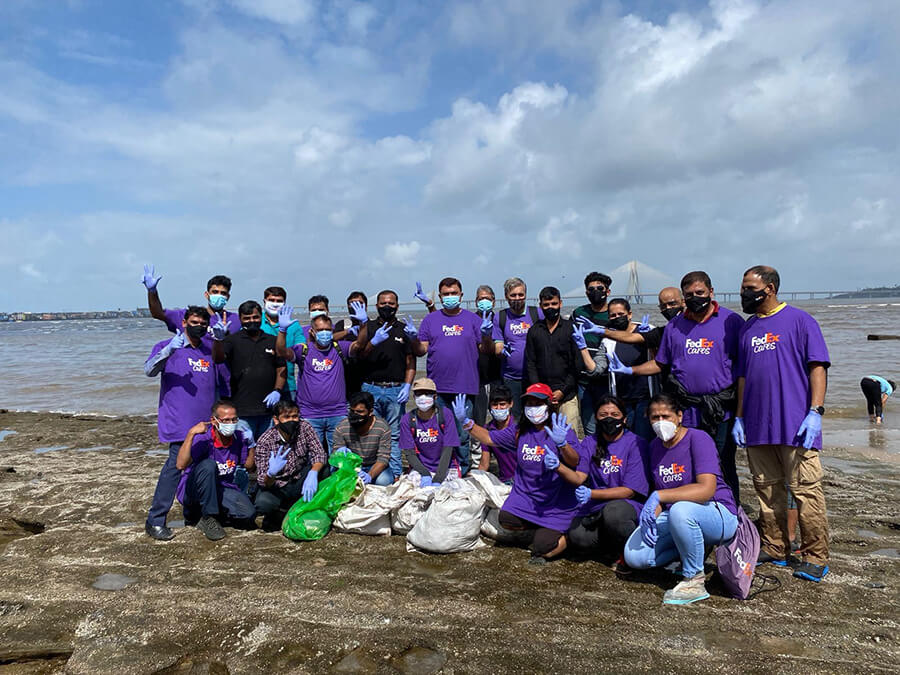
top-left (557, 396), bottom-right (585, 441)
top-left (746, 444), bottom-right (829, 565)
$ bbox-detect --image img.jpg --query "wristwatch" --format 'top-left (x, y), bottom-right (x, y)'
top-left (811, 406), bottom-right (825, 415)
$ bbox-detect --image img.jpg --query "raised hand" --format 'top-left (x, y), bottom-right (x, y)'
top-left (572, 324), bottom-right (587, 350)
top-left (402, 314), bottom-right (418, 340)
top-left (142, 264), bottom-right (162, 291)
top-left (543, 444), bottom-right (560, 470)
top-left (480, 311), bottom-right (494, 337)
top-left (501, 342), bottom-right (515, 358)
top-left (576, 316), bottom-right (605, 336)
top-left (371, 323), bottom-right (391, 346)
top-left (607, 352), bottom-right (633, 375)
top-left (414, 281), bottom-right (431, 305)
top-left (263, 390), bottom-right (281, 408)
top-left (636, 314), bottom-right (652, 334)
top-left (267, 446), bottom-right (290, 477)
top-left (451, 394), bottom-right (470, 425)
top-left (546, 412), bottom-right (571, 447)
top-left (168, 329), bottom-right (186, 351)
top-left (211, 318), bottom-right (230, 341)
top-left (277, 305), bottom-right (297, 333)
top-left (349, 300), bottom-right (368, 324)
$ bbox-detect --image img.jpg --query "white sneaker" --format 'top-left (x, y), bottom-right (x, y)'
top-left (663, 573), bottom-right (709, 605)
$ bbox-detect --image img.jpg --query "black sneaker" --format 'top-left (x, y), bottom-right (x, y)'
top-left (528, 555), bottom-right (548, 566)
top-left (793, 562), bottom-right (829, 582)
top-left (756, 550), bottom-right (788, 567)
top-left (145, 522), bottom-right (175, 541)
top-left (197, 516), bottom-right (226, 541)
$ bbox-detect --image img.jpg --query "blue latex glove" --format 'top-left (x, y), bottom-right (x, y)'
top-left (402, 314), bottom-right (418, 340)
top-left (543, 444), bottom-right (560, 470)
top-left (576, 316), bottom-right (605, 336)
top-left (371, 323), bottom-right (391, 346)
top-left (575, 485), bottom-right (591, 505)
top-left (607, 352), bottom-right (633, 375)
top-left (267, 446), bottom-right (290, 477)
top-left (396, 383), bottom-right (411, 404)
top-left (211, 317), bottom-right (230, 341)
top-left (346, 324), bottom-right (360, 337)
top-left (732, 417), bottom-right (746, 447)
top-left (302, 469), bottom-right (319, 501)
top-left (414, 281), bottom-right (431, 305)
top-left (501, 342), bottom-right (514, 358)
top-left (263, 390), bottom-right (281, 408)
top-left (419, 475), bottom-right (433, 488)
top-left (333, 446), bottom-right (353, 456)
top-left (636, 314), bottom-right (652, 333)
top-left (640, 491), bottom-right (661, 547)
top-left (546, 412), bottom-right (571, 447)
top-left (796, 410), bottom-right (822, 450)
top-left (357, 470), bottom-right (372, 485)
top-left (142, 264), bottom-right (162, 291)
top-left (452, 394), bottom-right (472, 427)
top-left (572, 324), bottom-right (587, 350)
top-left (167, 329), bottom-right (186, 352)
top-left (278, 305), bottom-right (297, 332)
top-left (480, 311), bottom-right (494, 337)
top-left (349, 300), bottom-right (368, 324)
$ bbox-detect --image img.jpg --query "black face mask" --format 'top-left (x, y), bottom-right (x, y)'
top-left (587, 288), bottom-right (607, 306)
top-left (661, 306), bottom-right (683, 322)
top-left (543, 306), bottom-right (560, 322)
top-left (508, 299), bottom-right (525, 315)
top-left (185, 324), bottom-right (208, 340)
top-left (348, 411), bottom-right (370, 427)
top-left (242, 321), bottom-right (262, 335)
top-left (741, 288), bottom-right (767, 314)
top-left (684, 295), bottom-right (711, 315)
top-left (377, 305), bottom-right (397, 322)
top-left (607, 316), bottom-right (629, 331)
top-left (277, 420), bottom-right (299, 440)
top-left (597, 416), bottom-right (625, 437)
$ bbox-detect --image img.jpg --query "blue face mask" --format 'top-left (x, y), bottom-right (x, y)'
top-left (442, 295), bottom-right (461, 309)
top-left (315, 330), bottom-right (333, 345)
top-left (476, 299), bottom-right (493, 313)
top-left (208, 293), bottom-right (228, 311)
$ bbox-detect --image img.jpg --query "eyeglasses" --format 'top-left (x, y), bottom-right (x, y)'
top-left (216, 415), bottom-right (239, 424)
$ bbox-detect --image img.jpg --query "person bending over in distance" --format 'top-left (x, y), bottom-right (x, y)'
top-left (524, 286), bottom-right (584, 439)
top-left (332, 391), bottom-right (394, 486)
top-left (476, 384), bottom-right (518, 484)
top-left (567, 395), bottom-right (650, 573)
top-left (860, 375), bottom-right (895, 425)
top-left (572, 272), bottom-right (613, 435)
top-left (259, 286), bottom-right (306, 398)
top-left (175, 401), bottom-right (256, 541)
top-left (624, 394), bottom-right (738, 605)
top-left (399, 378), bottom-right (462, 485)
top-left (492, 277), bottom-right (542, 417)
top-left (458, 383), bottom-right (581, 565)
top-left (274, 304), bottom-right (369, 453)
top-left (253, 400), bottom-right (326, 532)
top-left (579, 287), bottom-right (684, 355)
top-left (143, 306), bottom-right (217, 541)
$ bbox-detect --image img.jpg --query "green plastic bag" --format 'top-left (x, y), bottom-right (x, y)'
top-left (282, 450), bottom-right (363, 541)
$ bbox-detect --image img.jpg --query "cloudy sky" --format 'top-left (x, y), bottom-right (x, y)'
top-left (1, 0), bottom-right (898, 312)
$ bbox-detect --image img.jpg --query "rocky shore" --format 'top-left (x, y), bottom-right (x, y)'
top-left (0, 411), bottom-right (897, 674)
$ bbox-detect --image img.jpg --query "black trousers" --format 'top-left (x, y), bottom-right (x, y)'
top-left (567, 499), bottom-right (638, 553)
top-left (498, 510), bottom-right (564, 556)
top-left (254, 466), bottom-right (312, 531)
top-left (861, 377), bottom-right (883, 417)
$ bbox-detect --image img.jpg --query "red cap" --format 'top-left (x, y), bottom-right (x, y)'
top-left (521, 383), bottom-right (552, 401)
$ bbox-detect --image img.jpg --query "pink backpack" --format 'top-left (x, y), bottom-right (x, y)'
top-left (715, 507), bottom-right (760, 599)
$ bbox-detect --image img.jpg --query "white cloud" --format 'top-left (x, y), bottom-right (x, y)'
top-left (384, 241), bottom-right (422, 268)
top-left (227, 0), bottom-right (315, 25)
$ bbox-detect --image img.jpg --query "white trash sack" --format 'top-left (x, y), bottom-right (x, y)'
top-left (464, 469), bottom-right (512, 509)
top-left (333, 475), bottom-right (418, 536)
top-left (391, 486), bottom-right (435, 535)
top-left (406, 478), bottom-right (488, 554)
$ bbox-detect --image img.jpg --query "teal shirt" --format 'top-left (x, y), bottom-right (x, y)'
top-left (262, 317), bottom-right (306, 394)
top-left (866, 375), bottom-right (894, 397)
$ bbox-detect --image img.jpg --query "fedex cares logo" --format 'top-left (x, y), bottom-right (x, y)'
top-left (510, 320), bottom-right (531, 336)
top-left (188, 358), bottom-right (210, 373)
top-left (751, 332), bottom-right (780, 353)
top-left (521, 443), bottom-right (546, 463)
top-left (600, 454), bottom-right (623, 475)
top-left (685, 338), bottom-right (714, 355)
top-left (442, 324), bottom-right (465, 336)
top-left (311, 357), bottom-right (334, 372)
top-left (733, 546), bottom-right (753, 578)
top-left (216, 458), bottom-right (236, 476)
top-left (658, 462), bottom-right (686, 484)
top-left (416, 428), bottom-right (440, 444)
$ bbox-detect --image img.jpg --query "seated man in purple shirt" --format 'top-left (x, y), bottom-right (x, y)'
top-left (399, 378), bottom-right (462, 484)
top-left (175, 400), bottom-right (256, 541)
top-left (143, 306), bottom-right (217, 541)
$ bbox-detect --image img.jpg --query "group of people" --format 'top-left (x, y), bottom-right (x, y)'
top-left (140, 263), bottom-right (834, 605)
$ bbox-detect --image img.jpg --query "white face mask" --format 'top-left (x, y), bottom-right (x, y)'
top-left (415, 394), bottom-right (434, 411)
top-left (264, 301), bottom-right (284, 317)
top-left (652, 420), bottom-right (678, 442)
top-left (216, 421), bottom-right (238, 437)
top-left (489, 407), bottom-right (510, 422)
top-left (309, 309), bottom-right (327, 320)
top-left (524, 404), bottom-right (549, 424)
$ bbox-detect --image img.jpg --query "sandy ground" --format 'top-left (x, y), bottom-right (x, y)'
top-left (0, 410), bottom-right (897, 674)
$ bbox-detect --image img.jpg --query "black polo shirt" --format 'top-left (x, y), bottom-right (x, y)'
top-left (358, 318), bottom-right (412, 385)
top-left (222, 331), bottom-right (285, 417)
top-left (524, 317), bottom-right (580, 402)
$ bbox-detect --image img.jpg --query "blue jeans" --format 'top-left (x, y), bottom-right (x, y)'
top-left (624, 501), bottom-right (738, 578)
top-left (711, 419), bottom-right (740, 501)
top-left (503, 378), bottom-right (524, 418)
top-left (303, 415), bottom-right (345, 454)
top-left (238, 415), bottom-right (272, 447)
top-left (147, 441), bottom-right (183, 527)
top-left (579, 382), bottom-right (599, 436)
top-left (625, 400), bottom-right (653, 441)
top-left (182, 458), bottom-right (255, 523)
top-left (361, 382), bottom-right (404, 480)
top-left (437, 393), bottom-right (473, 475)
top-left (363, 463), bottom-right (396, 486)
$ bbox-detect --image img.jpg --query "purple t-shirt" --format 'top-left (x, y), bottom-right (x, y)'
top-left (292, 341), bottom-right (353, 419)
top-left (419, 309), bottom-right (483, 395)
top-left (399, 409), bottom-right (461, 473)
top-left (491, 425), bottom-right (581, 531)
top-left (576, 431), bottom-right (649, 517)
top-left (648, 428), bottom-right (737, 515)
top-left (484, 419), bottom-right (518, 482)
top-left (162, 307), bottom-right (239, 397)
top-left (176, 428), bottom-right (250, 503)
top-left (150, 339), bottom-right (218, 443)
top-left (654, 304), bottom-right (744, 427)
top-left (736, 305), bottom-right (830, 449)
top-left (492, 307), bottom-right (543, 381)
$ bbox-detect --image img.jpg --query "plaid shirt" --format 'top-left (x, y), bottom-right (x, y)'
top-left (254, 421), bottom-right (326, 488)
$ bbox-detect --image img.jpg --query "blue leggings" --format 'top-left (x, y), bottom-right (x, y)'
top-left (624, 501), bottom-right (737, 578)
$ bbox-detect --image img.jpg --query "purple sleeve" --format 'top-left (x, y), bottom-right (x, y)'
top-left (471, 312), bottom-right (484, 344)
top-left (689, 429), bottom-right (721, 478)
top-left (290, 344), bottom-right (305, 363)
top-left (338, 340), bottom-right (353, 357)
top-left (487, 424), bottom-right (518, 451)
top-left (802, 314), bottom-right (831, 367)
top-left (189, 436), bottom-right (210, 464)
top-left (492, 316), bottom-right (504, 342)
top-left (149, 339), bottom-right (167, 359)
top-left (623, 441), bottom-right (650, 498)
top-left (564, 428), bottom-right (580, 453)
top-left (238, 433), bottom-right (251, 465)
top-left (163, 308), bottom-right (184, 333)
top-left (576, 436), bottom-right (595, 473)
top-left (442, 409), bottom-right (460, 446)
top-left (735, 320), bottom-right (752, 378)
top-left (399, 412), bottom-right (414, 450)
top-left (654, 324), bottom-right (673, 366)
top-left (418, 314), bottom-right (432, 343)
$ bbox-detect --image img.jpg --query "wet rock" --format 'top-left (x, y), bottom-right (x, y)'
top-left (391, 647), bottom-right (447, 674)
top-left (91, 574), bottom-right (137, 591)
top-left (330, 647), bottom-right (379, 673)
top-left (155, 656), bottom-right (229, 674)
top-left (866, 581), bottom-right (886, 589)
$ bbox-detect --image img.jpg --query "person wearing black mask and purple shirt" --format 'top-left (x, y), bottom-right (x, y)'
top-left (572, 272), bottom-right (613, 436)
top-left (492, 277), bottom-right (542, 417)
top-left (579, 287), bottom-right (684, 355)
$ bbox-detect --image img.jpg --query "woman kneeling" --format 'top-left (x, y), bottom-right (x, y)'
top-left (624, 393), bottom-right (738, 605)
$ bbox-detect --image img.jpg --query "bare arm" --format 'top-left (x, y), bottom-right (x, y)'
top-left (629, 359), bottom-right (663, 377)
top-left (176, 422), bottom-right (207, 470)
top-left (602, 330), bottom-right (646, 345)
top-left (275, 330), bottom-right (296, 361)
top-left (657, 473), bottom-right (716, 505)
top-left (558, 465), bottom-right (587, 486)
top-left (212, 339), bottom-right (225, 364)
top-left (244, 446), bottom-right (255, 471)
top-left (410, 338), bottom-right (428, 357)
top-left (809, 362), bottom-right (827, 408)
top-left (736, 376), bottom-right (746, 416)
top-left (274, 365), bottom-right (286, 391)
top-left (589, 486), bottom-right (636, 501)
top-left (348, 322), bottom-right (369, 357)
top-left (147, 289), bottom-right (166, 322)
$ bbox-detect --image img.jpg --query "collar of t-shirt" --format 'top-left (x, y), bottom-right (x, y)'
top-left (756, 301), bottom-right (788, 318)
top-left (211, 429), bottom-right (234, 449)
top-left (691, 301), bottom-right (721, 325)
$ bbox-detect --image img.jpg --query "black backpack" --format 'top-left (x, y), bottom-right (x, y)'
top-left (408, 405), bottom-right (446, 435)
top-left (498, 306), bottom-right (540, 335)
top-left (296, 341), bottom-right (349, 378)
